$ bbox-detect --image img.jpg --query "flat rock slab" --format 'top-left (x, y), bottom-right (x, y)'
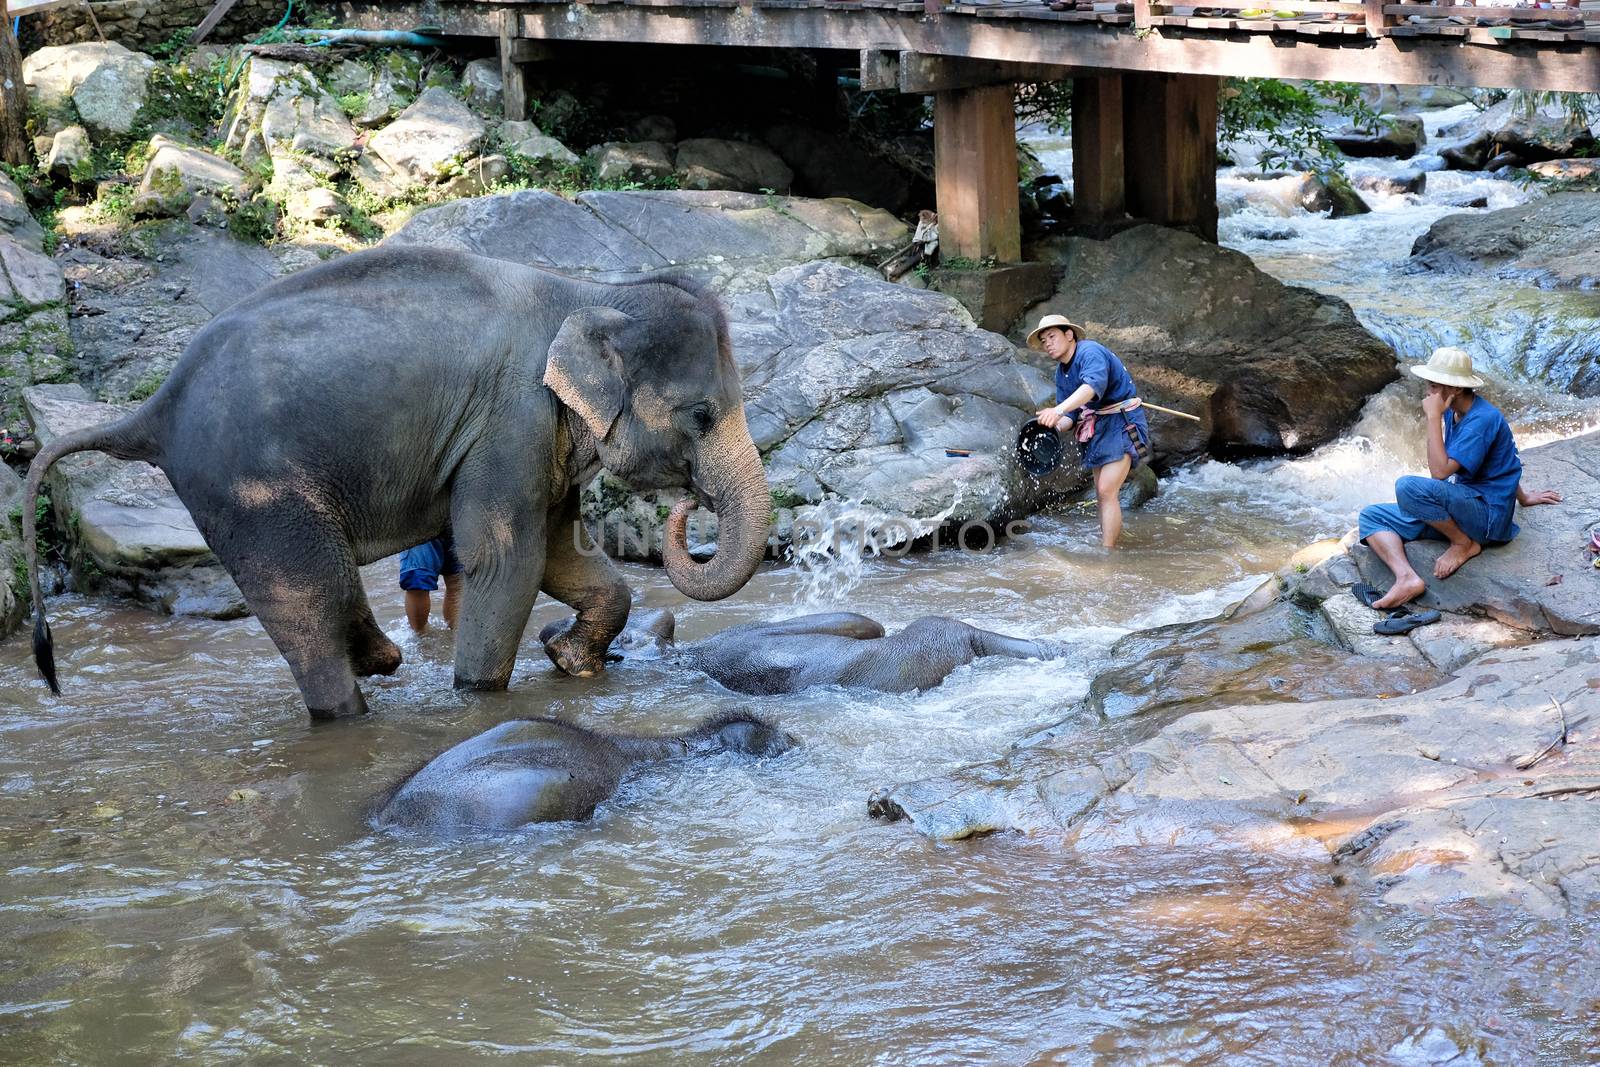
top-left (873, 634), bottom-right (1600, 915)
top-left (1409, 191), bottom-right (1600, 291)
top-left (1349, 430), bottom-right (1600, 636)
top-left (22, 384), bottom-right (244, 618)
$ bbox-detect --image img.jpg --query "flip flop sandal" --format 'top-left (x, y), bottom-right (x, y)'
top-left (1373, 610), bottom-right (1442, 636)
top-left (1351, 583), bottom-right (1388, 609)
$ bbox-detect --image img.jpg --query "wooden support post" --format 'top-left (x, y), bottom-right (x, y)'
top-left (933, 84), bottom-right (1021, 264)
top-left (1122, 71), bottom-right (1219, 242)
top-left (1071, 73), bottom-right (1125, 228)
top-left (1362, 0), bottom-right (1390, 37)
top-left (499, 10), bottom-right (531, 122)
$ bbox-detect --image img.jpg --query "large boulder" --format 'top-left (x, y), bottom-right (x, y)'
top-left (0, 172), bottom-right (46, 252)
top-left (366, 87), bottom-right (487, 186)
top-left (732, 261), bottom-right (1082, 527)
top-left (460, 58), bottom-right (503, 112)
top-left (674, 138), bottom-right (794, 194)
top-left (585, 141), bottom-right (675, 185)
top-left (1329, 114), bottom-right (1426, 160)
top-left (353, 51), bottom-right (422, 129)
top-left (223, 57), bottom-right (358, 169)
top-left (0, 236), bottom-right (67, 307)
top-left (497, 120), bottom-right (578, 166)
top-left (385, 187), bottom-right (908, 295)
top-left (21, 42), bottom-right (154, 137)
top-left (869, 632), bottom-right (1600, 916)
top-left (764, 123), bottom-right (913, 214)
top-left (44, 125), bottom-right (92, 183)
top-left (1020, 225), bottom-right (1399, 463)
top-left (0, 462), bottom-right (24, 639)
top-left (132, 136), bottom-right (250, 218)
top-left (1343, 431), bottom-right (1600, 636)
top-left (21, 385), bottom-right (245, 618)
top-left (1409, 192), bottom-right (1600, 291)
top-left (1438, 99), bottom-right (1596, 166)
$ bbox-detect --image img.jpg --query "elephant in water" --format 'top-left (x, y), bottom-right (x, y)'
top-left (22, 246), bottom-right (771, 720)
top-left (540, 609), bottom-right (1062, 696)
top-left (373, 713), bottom-right (794, 832)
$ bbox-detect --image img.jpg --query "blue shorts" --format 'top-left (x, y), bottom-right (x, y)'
top-left (399, 533), bottom-right (463, 592)
top-left (1079, 408), bottom-right (1151, 471)
top-left (1358, 475), bottom-right (1514, 547)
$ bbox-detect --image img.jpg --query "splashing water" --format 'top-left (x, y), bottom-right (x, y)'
top-left (783, 492), bottom-right (964, 606)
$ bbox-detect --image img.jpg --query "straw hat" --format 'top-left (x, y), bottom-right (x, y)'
top-left (1026, 314), bottom-right (1085, 351)
top-left (1409, 346), bottom-right (1485, 389)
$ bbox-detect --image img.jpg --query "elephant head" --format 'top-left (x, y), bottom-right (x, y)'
top-left (544, 279), bottom-right (769, 602)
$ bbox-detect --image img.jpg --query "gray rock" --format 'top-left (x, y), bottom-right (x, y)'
top-left (1349, 431), bottom-right (1600, 636)
top-left (386, 187), bottom-right (907, 295)
top-left (674, 137), bottom-right (793, 194)
top-left (132, 136), bottom-right (249, 218)
top-left (0, 172), bottom-right (46, 252)
top-left (259, 78), bottom-right (359, 162)
top-left (1325, 172), bottom-right (1371, 218)
top-left (626, 114), bottom-right (676, 142)
top-left (321, 59), bottom-right (373, 99)
top-left (1353, 171), bottom-right (1426, 197)
top-left (0, 305), bottom-right (72, 429)
top-left (21, 384), bottom-right (245, 618)
top-left (1528, 158), bottom-right (1600, 183)
top-left (437, 154), bottom-right (510, 199)
top-left (460, 58), bottom-right (503, 112)
top-left (870, 632), bottom-right (1600, 917)
top-left (1021, 225), bottom-right (1399, 464)
top-left (1318, 591), bottom-right (1435, 667)
top-left (586, 140), bottom-right (675, 185)
top-left (1441, 99), bottom-right (1596, 164)
top-left (367, 87), bottom-right (487, 185)
top-left (1329, 114), bottom-right (1426, 160)
top-left (0, 463), bottom-right (23, 639)
top-left (44, 125), bottom-right (92, 183)
top-left (355, 56), bottom-right (420, 129)
top-left (497, 120), bottom-right (578, 166)
top-left (0, 237), bottom-right (67, 306)
top-left (1410, 192), bottom-right (1600, 290)
top-left (1439, 133), bottom-right (1493, 171)
top-left (71, 56), bottom-right (154, 139)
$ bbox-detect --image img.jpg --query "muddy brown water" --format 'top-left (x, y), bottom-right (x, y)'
top-left (4, 484), bottom-right (1599, 1063)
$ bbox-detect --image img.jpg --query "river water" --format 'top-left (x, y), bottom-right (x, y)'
top-left (4, 108), bottom-right (1599, 1063)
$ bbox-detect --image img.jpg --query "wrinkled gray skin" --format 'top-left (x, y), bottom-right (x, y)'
top-left (541, 608), bottom-right (1061, 696)
top-left (373, 712), bottom-right (794, 832)
top-left (21, 247), bottom-right (770, 720)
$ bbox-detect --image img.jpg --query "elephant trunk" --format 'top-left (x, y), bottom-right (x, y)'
top-left (662, 414), bottom-right (769, 602)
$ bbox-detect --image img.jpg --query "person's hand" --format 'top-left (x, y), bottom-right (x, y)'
top-left (1519, 487), bottom-right (1562, 506)
top-left (1422, 389), bottom-right (1449, 421)
top-left (1036, 407), bottom-right (1072, 430)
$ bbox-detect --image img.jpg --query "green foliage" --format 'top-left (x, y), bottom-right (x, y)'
top-left (1217, 78), bottom-right (1381, 176)
top-left (337, 91), bottom-right (370, 118)
top-left (127, 368), bottom-right (169, 401)
top-left (1014, 81), bottom-right (1073, 134)
top-left (90, 181), bottom-right (139, 222)
top-left (940, 255), bottom-right (998, 272)
top-left (149, 30), bottom-right (193, 62)
top-left (225, 195), bottom-right (279, 244)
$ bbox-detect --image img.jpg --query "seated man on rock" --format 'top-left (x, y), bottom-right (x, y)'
top-left (540, 609), bottom-right (1063, 696)
top-left (1359, 346), bottom-right (1561, 610)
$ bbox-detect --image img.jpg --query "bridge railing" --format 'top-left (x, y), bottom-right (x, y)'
top-left (1133, 0), bottom-right (1595, 36)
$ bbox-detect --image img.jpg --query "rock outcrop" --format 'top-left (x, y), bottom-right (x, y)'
top-left (673, 138), bottom-right (793, 194)
top-left (366, 87), bottom-right (486, 186)
top-left (0, 462), bottom-right (24, 638)
top-left (1329, 114), bottom-right (1426, 160)
top-left (21, 384), bottom-right (245, 618)
top-left (132, 136), bottom-right (249, 217)
top-left (1021, 225), bottom-right (1399, 463)
top-left (21, 42), bottom-right (155, 138)
top-left (1409, 192), bottom-right (1600, 291)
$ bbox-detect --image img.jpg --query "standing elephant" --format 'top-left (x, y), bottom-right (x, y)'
top-left (22, 246), bottom-right (771, 720)
top-left (541, 608), bottom-right (1063, 695)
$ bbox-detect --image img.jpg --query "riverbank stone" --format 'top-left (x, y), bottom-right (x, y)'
top-left (365, 87), bottom-right (484, 186)
top-left (673, 138), bottom-right (793, 195)
top-left (1409, 191), bottom-right (1600, 290)
top-left (1020, 224), bottom-right (1399, 464)
top-left (870, 633), bottom-right (1600, 915)
top-left (22, 42), bottom-right (155, 137)
top-left (21, 384), bottom-right (245, 618)
top-left (1330, 114), bottom-right (1426, 160)
top-left (133, 136), bottom-right (250, 218)
top-left (0, 463), bottom-right (24, 639)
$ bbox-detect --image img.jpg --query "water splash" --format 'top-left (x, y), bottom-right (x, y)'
top-left (783, 493), bottom-right (963, 606)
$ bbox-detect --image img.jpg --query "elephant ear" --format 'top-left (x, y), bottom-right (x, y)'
top-left (545, 306), bottom-right (632, 441)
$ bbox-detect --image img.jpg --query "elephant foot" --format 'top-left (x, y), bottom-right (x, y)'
top-left (544, 630), bottom-right (608, 678)
top-left (453, 673), bottom-right (510, 691)
top-left (307, 687), bottom-right (369, 722)
top-left (353, 636), bottom-right (403, 678)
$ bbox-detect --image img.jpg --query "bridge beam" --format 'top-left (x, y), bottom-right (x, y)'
top-left (934, 84), bottom-right (1021, 264)
top-left (1123, 72), bottom-right (1219, 242)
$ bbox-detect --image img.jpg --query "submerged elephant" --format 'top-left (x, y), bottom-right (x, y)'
top-left (373, 712), bottom-right (794, 832)
top-left (540, 609), bottom-right (1062, 696)
top-left (22, 246), bottom-right (771, 720)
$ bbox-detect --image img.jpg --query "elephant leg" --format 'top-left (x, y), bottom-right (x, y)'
top-left (206, 520), bottom-right (376, 720)
top-left (349, 605), bottom-right (402, 677)
top-left (967, 623), bottom-right (1052, 661)
top-left (750, 613), bottom-right (885, 640)
top-left (539, 489), bottom-right (630, 678)
top-left (450, 492), bottom-right (548, 692)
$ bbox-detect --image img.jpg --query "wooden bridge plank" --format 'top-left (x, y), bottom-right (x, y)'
top-left (377, 2), bottom-right (1600, 91)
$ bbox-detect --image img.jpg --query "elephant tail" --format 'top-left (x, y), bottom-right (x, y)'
top-left (22, 412), bottom-right (162, 695)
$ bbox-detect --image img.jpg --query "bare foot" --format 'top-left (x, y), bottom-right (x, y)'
top-left (1372, 574), bottom-right (1427, 610)
top-left (1434, 540), bottom-right (1481, 579)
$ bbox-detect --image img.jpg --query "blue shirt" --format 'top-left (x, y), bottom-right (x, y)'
top-left (1446, 396), bottom-right (1521, 539)
top-left (1055, 339), bottom-right (1138, 408)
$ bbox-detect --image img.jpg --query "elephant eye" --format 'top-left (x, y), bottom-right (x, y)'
top-left (691, 405), bottom-right (715, 435)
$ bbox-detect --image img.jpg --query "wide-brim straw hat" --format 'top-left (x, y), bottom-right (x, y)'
top-left (1409, 346), bottom-right (1486, 389)
top-left (1026, 314), bottom-right (1086, 351)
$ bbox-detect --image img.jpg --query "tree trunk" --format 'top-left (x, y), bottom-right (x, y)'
top-left (0, 0), bottom-right (32, 168)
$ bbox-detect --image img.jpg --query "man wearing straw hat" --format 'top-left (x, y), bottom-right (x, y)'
top-left (1359, 346), bottom-right (1562, 611)
top-left (1029, 315), bottom-right (1152, 549)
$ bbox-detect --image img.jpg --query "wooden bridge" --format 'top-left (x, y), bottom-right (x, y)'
top-left (334, 0), bottom-right (1600, 263)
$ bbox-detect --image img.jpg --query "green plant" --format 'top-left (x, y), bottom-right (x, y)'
top-left (1217, 78), bottom-right (1381, 176)
top-left (127, 368), bottom-right (169, 401)
top-left (940, 255), bottom-right (997, 272)
top-left (226, 195), bottom-right (279, 244)
top-left (337, 91), bottom-right (370, 118)
top-left (90, 181), bottom-right (139, 222)
top-left (149, 30), bottom-right (193, 62)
